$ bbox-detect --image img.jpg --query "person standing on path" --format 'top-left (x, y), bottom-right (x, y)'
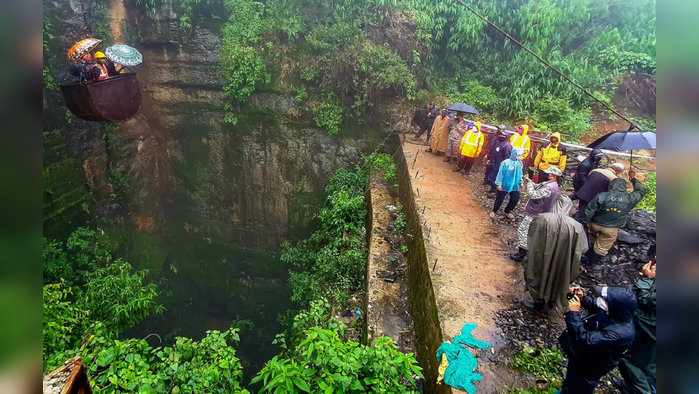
top-left (613, 253), bottom-right (656, 394)
top-left (573, 148), bottom-right (605, 192)
top-left (533, 132), bottom-right (567, 182)
top-left (522, 212), bottom-right (588, 315)
top-left (510, 124), bottom-right (532, 160)
top-left (581, 170), bottom-right (646, 272)
top-left (415, 102), bottom-right (438, 141)
top-left (444, 115), bottom-right (471, 164)
top-left (510, 167), bottom-right (561, 262)
top-left (454, 122), bottom-right (484, 173)
top-left (484, 126), bottom-right (513, 192)
top-left (558, 286), bottom-right (637, 394)
top-left (491, 148), bottom-right (523, 218)
top-left (572, 163), bottom-right (625, 222)
top-left (426, 108), bottom-right (451, 154)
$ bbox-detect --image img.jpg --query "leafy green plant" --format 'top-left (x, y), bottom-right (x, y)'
top-left (401, 245), bottom-right (409, 254)
top-left (528, 93), bottom-right (592, 139)
top-left (512, 345), bottom-right (565, 391)
top-left (253, 326), bottom-right (422, 393)
top-left (312, 93), bottom-right (344, 135)
top-left (395, 205), bottom-right (406, 232)
top-left (77, 262), bottom-right (164, 334)
top-left (366, 152), bottom-right (397, 182)
top-left (636, 172), bottom-right (656, 212)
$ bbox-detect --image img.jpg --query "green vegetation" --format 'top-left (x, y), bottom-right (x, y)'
top-left (411, 0), bottom-right (655, 119)
top-left (43, 228), bottom-right (250, 393)
top-left (528, 93), bottom-right (592, 140)
top-left (43, 19), bottom-right (58, 90)
top-left (217, 0), bottom-right (417, 134)
top-left (636, 172), bottom-right (656, 212)
top-left (43, 155), bottom-right (420, 392)
top-left (395, 205), bottom-right (406, 231)
top-left (509, 345), bottom-right (566, 393)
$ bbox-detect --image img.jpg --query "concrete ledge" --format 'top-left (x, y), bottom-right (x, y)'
top-left (395, 146), bottom-right (449, 394)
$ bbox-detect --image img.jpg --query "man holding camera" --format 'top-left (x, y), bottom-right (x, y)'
top-left (558, 286), bottom-right (637, 394)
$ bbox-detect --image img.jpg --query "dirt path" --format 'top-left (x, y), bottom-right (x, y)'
top-left (402, 139), bottom-right (526, 393)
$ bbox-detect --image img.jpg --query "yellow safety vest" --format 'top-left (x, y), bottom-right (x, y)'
top-left (510, 134), bottom-right (531, 158)
top-left (459, 130), bottom-right (484, 158)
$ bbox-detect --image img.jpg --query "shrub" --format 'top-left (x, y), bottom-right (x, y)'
top-left (312, 93), bottom-right (344, 135)
top-left (512, 345), bottom-right (566, 392)
top-left (253, 327), bottom-right (422, 393)
top-left (636, 172), bottom-right (656, 212)
top-left (528, 93), bottom-right (592, 139)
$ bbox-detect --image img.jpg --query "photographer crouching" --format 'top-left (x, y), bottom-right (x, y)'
top-left (558, 286), bottom-right (638, 394)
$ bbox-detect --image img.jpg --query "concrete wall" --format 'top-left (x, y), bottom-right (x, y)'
top-left (395, 145), bottom-right (449, 394)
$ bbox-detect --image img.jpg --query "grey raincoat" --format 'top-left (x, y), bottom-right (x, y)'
top-left (525, 213), bottom-right (589, 310)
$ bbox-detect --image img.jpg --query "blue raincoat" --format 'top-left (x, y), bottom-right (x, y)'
top-left (494, 148), bottom-right (524, 192)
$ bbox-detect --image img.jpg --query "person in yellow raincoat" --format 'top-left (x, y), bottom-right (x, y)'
top-left (454, 122), bottom-right (484, 173)
top-left (534, 131), bottom-right (567, 182)
top-left (510, 124), bottom-right (532, 159)
top-left (426, 108), bottom-right (451, 155)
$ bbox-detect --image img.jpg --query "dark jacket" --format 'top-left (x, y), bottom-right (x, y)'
top-left (424, 107), bottom-right (438, 127)
top-left (484, 137), bottom-right (513, 184)
top-left (573, 149), bottom-right (602, 192)
top-left (559, 287), bottom-right (637, 378)
top-left (583, 178), bottom-right (646, 228)
top-left (633, 276), bottom-right (656, 340)
top-left (575, 168), bottom-right (616, 202)
top-left (69, 63), bottom-right (100, 82)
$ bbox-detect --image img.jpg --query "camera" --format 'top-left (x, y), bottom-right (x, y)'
top-left (567, 286), bottom-right (583, 300)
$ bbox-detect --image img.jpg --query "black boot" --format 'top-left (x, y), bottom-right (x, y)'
top-left (452, 167), bottom-right (461, 172)
top-left (510, 247), bottom-right (527, 262)
top-left (443, 156), bottom-right (450, 162)
top-left (522, 300), bottom-right (547, 316)
top-left (587, 251), bottom-right (605, 272)
top-left (449, 158), bottom-right (455, 164)
top-left (426, 148), bottom-right (433, 153)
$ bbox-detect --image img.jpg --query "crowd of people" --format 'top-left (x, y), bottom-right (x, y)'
top-left (415, 104), bottom-right (655, 394)
top-left (69, 51), bottom-right (123, 83)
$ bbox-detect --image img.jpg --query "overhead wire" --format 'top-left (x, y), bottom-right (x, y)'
top-left (449, 0), bottom-right (640, 129)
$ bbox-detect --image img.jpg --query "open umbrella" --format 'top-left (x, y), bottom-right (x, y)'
top-left (105, 45), bottom-right (143, 67)
top-left (446, 103), bottom-right (479, 115)
top-left (67, 38), bottom-right (102, 64)
top-left (587, 130), bottom-right (656, 167)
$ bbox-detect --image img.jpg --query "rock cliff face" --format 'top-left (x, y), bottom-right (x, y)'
top-left (43, 0), bottom-right (387, 255)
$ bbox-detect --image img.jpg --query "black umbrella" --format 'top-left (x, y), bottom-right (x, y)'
top-left (446, 103), bottom-right (479, 115)
top-left (587, 130), bottom-right (656, 167)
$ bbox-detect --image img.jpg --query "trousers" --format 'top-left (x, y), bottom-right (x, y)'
top-left (560, 361), bottom-right (601, 394)
top-left (493, 191), bottom-right (520, 213)
top-left (447, 139), bottom-right (461, 159)
top-left (457, 155), bottom-right (476, 172)
top-left (588, 222), bottom-right (619, 256)
top-left (416, 122), bottom-right (433, 140)
top-left (618, 329), bottom-right (656, 394)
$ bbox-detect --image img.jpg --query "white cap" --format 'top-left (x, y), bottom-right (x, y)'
top-left (611, 162), bottom-right (625, 172)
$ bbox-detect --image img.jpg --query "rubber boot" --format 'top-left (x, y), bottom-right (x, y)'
top-left (449, 158), bottom-right (456, 165)
top-left (443, 156), bottom-right (450, 162)
top-left (522, 300), bottom-right (547, 316)
top-left (587, 251), bottom-right (605, 272)
top-left (510, 247), bottom-right (527, 262)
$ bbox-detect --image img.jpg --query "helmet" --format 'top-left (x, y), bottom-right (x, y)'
top-left (94, 51), bottom-right (107, 59)
top-left (82, 54), bottom-right (92, 61)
